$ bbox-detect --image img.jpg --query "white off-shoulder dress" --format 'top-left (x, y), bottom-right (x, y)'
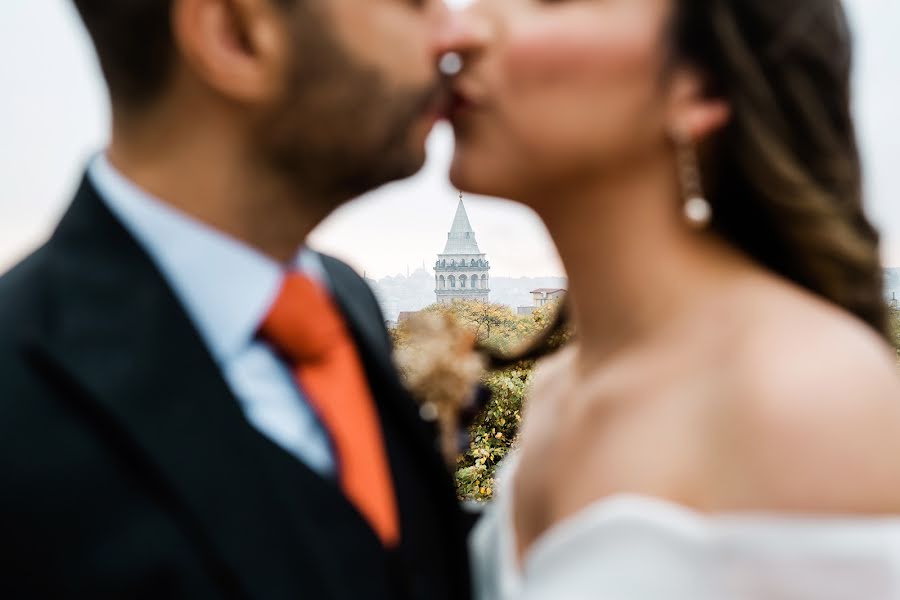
top-left (470, 457), bottom-right (900, 600)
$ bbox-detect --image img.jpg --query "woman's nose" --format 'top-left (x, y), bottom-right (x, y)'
top-left (433, 4), bottom-right (492, 65)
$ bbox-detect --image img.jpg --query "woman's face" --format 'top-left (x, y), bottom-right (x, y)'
top-left (448, 0), bottom-right (677, 205)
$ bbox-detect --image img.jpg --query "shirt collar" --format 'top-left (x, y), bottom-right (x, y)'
top-left (88, 153), bottom-right (327, 365)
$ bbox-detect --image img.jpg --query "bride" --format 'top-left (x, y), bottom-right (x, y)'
top-left (442, 0), bottom-right (900, 597)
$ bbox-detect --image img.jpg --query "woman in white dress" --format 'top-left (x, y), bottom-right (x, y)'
top-left (442, 0), bottom-right (900, 597)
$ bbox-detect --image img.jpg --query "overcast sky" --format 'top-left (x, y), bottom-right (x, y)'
top-left (0, 0), bottom-right (897, 279)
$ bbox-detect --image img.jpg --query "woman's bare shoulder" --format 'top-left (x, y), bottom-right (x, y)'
top-left (716, 291), bottom-right (900, 513)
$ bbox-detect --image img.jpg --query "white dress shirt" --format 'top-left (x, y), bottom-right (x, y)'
top-left (88, 154), bottom-right (336, 476)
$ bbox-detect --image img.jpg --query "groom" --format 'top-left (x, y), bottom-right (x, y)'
top-left (0, 0), bottom-right (474, 598)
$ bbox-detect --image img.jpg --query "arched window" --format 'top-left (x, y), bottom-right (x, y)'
top-left (481, 274), bottom-right (488, 287)
top-left (471, 259), bottom-right (477, 267)
top-left (439, 275), bottom-right (445, 289)
top-left (460, 275), bottom-right (467, 288)
top-left (471, 276), bottom-right (478, 289)
top-left (449, 275), bottom-right (456, 288)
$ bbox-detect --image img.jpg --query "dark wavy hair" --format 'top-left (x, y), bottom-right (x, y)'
top-left (488, 0), bottom-right (888, 368)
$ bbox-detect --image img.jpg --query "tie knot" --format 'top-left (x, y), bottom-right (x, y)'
top-left (259, 273), bottom-right (344, 363)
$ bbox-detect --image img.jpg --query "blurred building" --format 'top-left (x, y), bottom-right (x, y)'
top-left (435, 196), bottom-right (491, 304)
top-left (518, 288), bottom-right (566, 316)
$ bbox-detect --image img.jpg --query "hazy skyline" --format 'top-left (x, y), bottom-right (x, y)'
top-left (1, 0), bottom-right (897, 279)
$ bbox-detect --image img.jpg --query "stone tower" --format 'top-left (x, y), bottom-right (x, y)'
top-left (435, 195), bottom-right (490, 304)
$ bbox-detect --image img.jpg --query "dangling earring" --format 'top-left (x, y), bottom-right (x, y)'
top-left (672, 128), bottom-right (712, 229)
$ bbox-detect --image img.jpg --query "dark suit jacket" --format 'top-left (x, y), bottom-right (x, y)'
top-left (0, 177), bottom-right (472, 600)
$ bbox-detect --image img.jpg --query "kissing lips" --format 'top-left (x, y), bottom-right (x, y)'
top-left (445, 83), bottom-right (484, 122)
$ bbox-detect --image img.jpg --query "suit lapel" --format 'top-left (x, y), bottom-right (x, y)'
top-left (28, 179), bottom-right (346, 600)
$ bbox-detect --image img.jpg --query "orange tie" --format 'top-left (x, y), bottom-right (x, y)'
top-left (259, 273), bottom-right (400, 547)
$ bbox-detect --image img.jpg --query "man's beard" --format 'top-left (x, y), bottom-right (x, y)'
top-left (253, 13), bottom-right (444, 208)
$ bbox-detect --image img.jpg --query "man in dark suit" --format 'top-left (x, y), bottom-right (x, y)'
top-left (0, 0), bottom-right (477, 598)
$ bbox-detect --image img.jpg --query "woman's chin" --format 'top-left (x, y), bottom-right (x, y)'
top-left (449, 153), bottom-right (501, 198)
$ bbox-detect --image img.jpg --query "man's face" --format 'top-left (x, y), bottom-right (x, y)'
top-left (255, 0), bottom-right (451, 203)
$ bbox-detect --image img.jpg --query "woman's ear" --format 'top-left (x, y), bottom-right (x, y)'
top-left (172, 0), bottom-right (289, 105)
top-left (666, 66), bottom-right (731, 142)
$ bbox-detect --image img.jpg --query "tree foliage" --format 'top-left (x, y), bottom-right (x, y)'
top-left (890, 306), bottom-right (899, 359)
top-left (455, 364), bottom-right (531, 500)
top-left (421, 301), bottom-right (529, 351)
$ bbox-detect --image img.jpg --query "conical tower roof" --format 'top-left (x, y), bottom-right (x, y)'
top-left (442, 197), bottom-right (482, 255)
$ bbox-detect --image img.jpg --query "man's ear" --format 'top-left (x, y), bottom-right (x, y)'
top-left (172, 0), bottom-right (289, 104)
top-left (666, 66), bottom-right (731, 142)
